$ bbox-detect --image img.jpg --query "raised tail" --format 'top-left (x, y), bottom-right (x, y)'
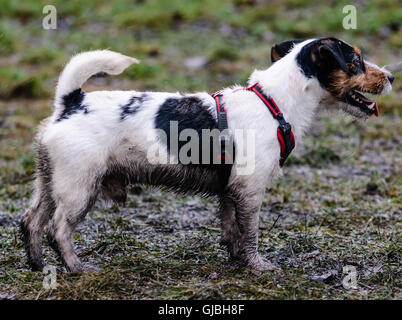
top-left (54, 50), bottom-right (139, 116)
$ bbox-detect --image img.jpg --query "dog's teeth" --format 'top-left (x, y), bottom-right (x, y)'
top-left (368, 103), bottom-right (375, 109)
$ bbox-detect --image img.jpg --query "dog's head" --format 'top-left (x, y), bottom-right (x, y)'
top-left (271, 37), bottom-right (394, 118)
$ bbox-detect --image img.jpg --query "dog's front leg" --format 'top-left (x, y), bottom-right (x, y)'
top-left (229, 191), bottom-right (276, 271)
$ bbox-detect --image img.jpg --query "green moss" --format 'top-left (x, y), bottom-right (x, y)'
top-left (21, 47), bottom-right (61, 64)
top-left (123, 62), bottom-right (163, 80)
top-left (211, 47), bottom-right (239, 62)
top-left (0, 22), bottom-right (16, 54)
top-left (287, 143), bottom-right (341, 168)
top-left (0, 67), bottom-right (26, 98)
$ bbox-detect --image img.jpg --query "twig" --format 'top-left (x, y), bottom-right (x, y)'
top-left (267, 214), bottom-right (281, 234)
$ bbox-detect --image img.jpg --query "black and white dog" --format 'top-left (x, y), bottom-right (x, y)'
top-left (21, 38), bottom-right (394, 272)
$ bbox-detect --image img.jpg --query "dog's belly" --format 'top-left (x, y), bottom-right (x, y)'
top-left (101, 161), bottom-right (228, 202)
top-left (137, 163), bottom-right (226, 195)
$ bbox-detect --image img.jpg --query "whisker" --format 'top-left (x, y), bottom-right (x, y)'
top-left (383, 61), bottom-right (402, 73)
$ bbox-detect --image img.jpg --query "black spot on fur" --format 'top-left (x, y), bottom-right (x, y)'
top-left (155, 97), bottom-right (219, 163)
top-left (271, 39), bottom-right (304, 63)
top-left (154, 96), bottom-right (232, 193)
top-left (120, 94), bottom-right (147, 121)
top-left (57, 89), bottom-right (88, 121)
top-left (296, 42), bottom-right (316, 79)
top-left (296, 37), bottom-right (358, 89)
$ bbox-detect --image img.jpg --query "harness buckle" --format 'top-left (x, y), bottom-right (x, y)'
top-left (279, 122), bottom-right (291, 135)
top-left (276, 113), bottom-right (291, 135)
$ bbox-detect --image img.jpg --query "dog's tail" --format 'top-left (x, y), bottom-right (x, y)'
top-left (54, 50), bottom-right (139, 115)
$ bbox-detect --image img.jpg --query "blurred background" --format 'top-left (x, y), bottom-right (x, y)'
top-left (0, 0), bottom-right (401, 299)
top-left (0, 0), bottom-right (401, 99)
top-left (0, 0), bottom-right (400, 180)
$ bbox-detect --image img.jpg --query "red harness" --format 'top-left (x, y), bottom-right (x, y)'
top-left (212, 94), bottom-right (233, 164)
top-left (212, 83), bottom-right (295, 167)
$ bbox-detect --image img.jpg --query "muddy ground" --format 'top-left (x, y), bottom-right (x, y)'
top-left (0, 0), bottom-right (401, 300)
top-left (0, 99), bottom-right (400, 299)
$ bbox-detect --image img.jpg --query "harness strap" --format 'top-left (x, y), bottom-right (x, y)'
top-left (211, 82), bottom-right (295, 168)
top-left (212, 94), bottom-right (233, 165)
top-left (211, 93), bottom-right (234, 191)
top-left (247, 83), bottom-right (295, 166)
top-left (214, 95), bottom-right (228, 131)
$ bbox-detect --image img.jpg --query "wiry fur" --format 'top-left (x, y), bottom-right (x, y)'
top-left (21, 41), bottom-right (393, 272)
top-left (329, 63), bottom-right (391, 98)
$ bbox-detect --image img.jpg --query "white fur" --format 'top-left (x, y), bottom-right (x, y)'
top-left (23, 39), bottom-right (392, 272)
top-left (47, 42), bottom-right (313, 195)
top-left (54, 50), bottom-right (139, 120)
top-left (365, 61), bottom-right (393, 95)
top-left (45, 39), bottom-right (393, 201)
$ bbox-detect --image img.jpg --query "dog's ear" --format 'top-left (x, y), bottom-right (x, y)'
top-left (311, 39), bottom-right (350, 74)
top-left (271, 40), bottom-right (304, 63)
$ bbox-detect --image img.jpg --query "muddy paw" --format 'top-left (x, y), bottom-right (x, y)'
top-left (68, 262), bottom-right (99, 273)
top-left (28, 259), bottom-right (45, 272)
top-left (248, 255), bottom-right (280, 272)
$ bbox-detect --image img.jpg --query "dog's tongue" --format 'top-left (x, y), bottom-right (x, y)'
top-left (361, 96), bottom-right (379, 117)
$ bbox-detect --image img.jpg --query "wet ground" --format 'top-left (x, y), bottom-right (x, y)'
top-left (0, 99), bottom-right (400, 299)
top-left (0, 0), bottom-right (401, 300)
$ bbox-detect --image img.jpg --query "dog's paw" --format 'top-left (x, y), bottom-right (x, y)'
top-left (82, 262), bottom-right (100, 272)
top-left (247, 255), bottom-right (280, 272)
top-left (28, 259), bottom-right (45, 272)
top-left (68, 261), bottom-right (99, 273)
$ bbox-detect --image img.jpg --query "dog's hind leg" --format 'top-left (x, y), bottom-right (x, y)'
top-left (21, 143), bottom-right (55, 271)
top-left (48, 199), bottom-right (97, 272)
top-left (20, 177), bottom-right (55, 271)
top-left (47, 176), bottom-right (99, 272)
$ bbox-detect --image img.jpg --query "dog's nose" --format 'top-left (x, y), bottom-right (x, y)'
top-left (387, 74), bottom-right (394, 84)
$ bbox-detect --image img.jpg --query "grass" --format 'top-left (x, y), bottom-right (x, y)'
top-left (0, 0), bottom-right (401, 103)
top-left (0, 0), bottom-right (401, 300)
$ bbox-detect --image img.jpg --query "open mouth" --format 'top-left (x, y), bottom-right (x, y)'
top-left (345, 89), bottom-right (379, 117)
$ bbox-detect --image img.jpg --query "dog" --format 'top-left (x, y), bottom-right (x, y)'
top-left (21, 37), bottom-right (394, 272)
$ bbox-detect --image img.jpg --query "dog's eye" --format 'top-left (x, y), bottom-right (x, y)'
top-left (352, 57), bottom-right (360, 66)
